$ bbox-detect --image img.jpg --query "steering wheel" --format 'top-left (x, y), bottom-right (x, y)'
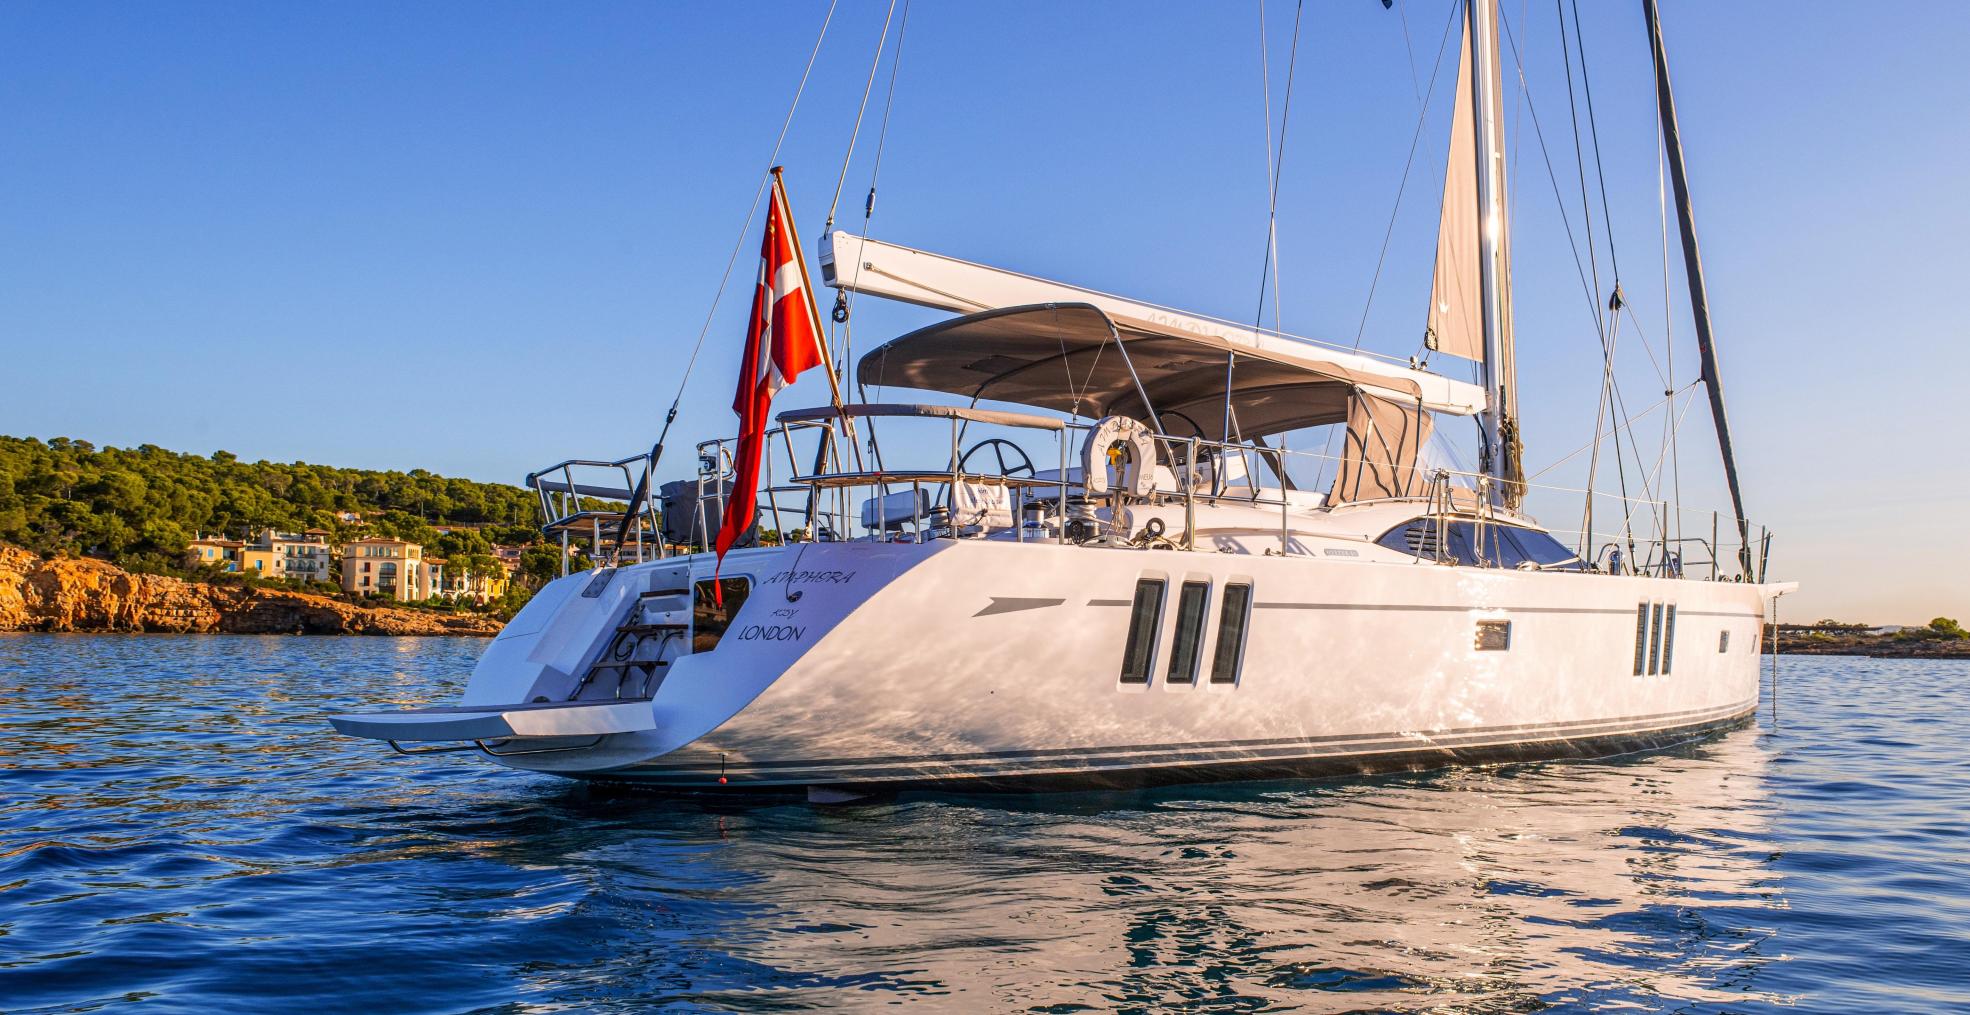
top-left (957, 438), bottom-right (1036, 479)
top-left (1154, 409), bottom-right (1208, 465)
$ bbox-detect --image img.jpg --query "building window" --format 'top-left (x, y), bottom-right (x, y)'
top-left (1119, 578), bottom-right (1167, 685)
top-left (1209, 583), bottom-right (1252, 685)
top-left (1166, 581), bottom-right (1210, 685)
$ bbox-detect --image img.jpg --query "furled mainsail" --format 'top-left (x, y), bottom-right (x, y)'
top-left (1426, 19), bottom-right (1484, 364)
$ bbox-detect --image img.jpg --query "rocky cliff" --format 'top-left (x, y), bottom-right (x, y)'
top-left (0, 546), bottom-right (501, 636)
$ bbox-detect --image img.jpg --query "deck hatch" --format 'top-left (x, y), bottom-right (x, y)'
top-left (1210, 584), bottom-right (1253, 685)
top-left (1166, 581), bottom-right (1211, 685)
top-left (1119, 579), bottom-right (1166, 684)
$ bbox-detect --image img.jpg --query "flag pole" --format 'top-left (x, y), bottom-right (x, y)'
top-left (770, 167), bottom-right (863, 475)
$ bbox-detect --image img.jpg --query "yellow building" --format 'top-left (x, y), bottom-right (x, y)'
top-left (186, 536), bottom-right (244, 571)
top-left (340, 537), bottom-right (433, 601)
top-left (237, 529), bottom-right (336, 583)
top-left (427, 557), bottom-right (508, 605)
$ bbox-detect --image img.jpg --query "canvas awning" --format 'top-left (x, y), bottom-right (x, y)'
top-left (856, 303), bottom-right (1483, 442)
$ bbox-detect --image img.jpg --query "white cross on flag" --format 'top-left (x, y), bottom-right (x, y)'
top-left (715, 169), bottom-right (826, 572)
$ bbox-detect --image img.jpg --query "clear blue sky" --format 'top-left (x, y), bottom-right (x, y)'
top-left (2, 2), bottom-right (1963, 623)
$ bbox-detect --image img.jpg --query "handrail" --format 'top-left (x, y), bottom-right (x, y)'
top-left (552, 408), bottom-right (1773, 584)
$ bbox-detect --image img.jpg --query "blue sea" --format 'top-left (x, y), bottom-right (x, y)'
top-left (1, 634), bottom-right (1965, 1013)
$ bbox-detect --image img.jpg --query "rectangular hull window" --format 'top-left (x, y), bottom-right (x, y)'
top-left (1633, 603), bottom-right (1650, 676)
top-left (1661, 605), bottom-right (1677, 674)
top-left (1119, 579), bottom-right (1167, 684)
top-left (1647, 603), bottom-right (1665, 675)
top-left (1475, 620), bottom-right (1511, 651)
top-left (1719, 629), bottom-right (1730, 653)
top-left (693, 578), bottom-right (751, 653)
top-left (1210, 584), bottom-right (1253, 685)
top-left (1167, 582), bottom-right (1210, 684)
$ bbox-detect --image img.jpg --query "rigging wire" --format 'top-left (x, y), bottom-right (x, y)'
top-left (1353, 0), bottom-right (1461, 349)
top-left (1527, 377), bottom-right (1697, 480)
top-left (1494, 10), bottom-right (1608, 342)
top-left (825, 0), bottom-right (901, 230)
top-left (611, 0), bottom-right (839, 556)
top-left (646, 0), bottom-right (839, 453)
top-left (1252, 0), bottom-right (1304, 338)
top-left (1569, 0), bottom-right (1622, 284)
top-left (841, 0), bottom-right (914, 467)
top-left (1393, 0), bottom-right (1425, 106)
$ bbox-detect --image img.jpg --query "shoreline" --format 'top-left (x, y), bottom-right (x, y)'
top-left (0, 546), bottom-right (502, 637)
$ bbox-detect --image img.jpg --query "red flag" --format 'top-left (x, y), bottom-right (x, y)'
top-left (714, 170), bottom-right (826, 578)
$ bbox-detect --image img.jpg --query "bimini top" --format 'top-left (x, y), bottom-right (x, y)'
top-left (855, 302), bottom-right (1486, 441)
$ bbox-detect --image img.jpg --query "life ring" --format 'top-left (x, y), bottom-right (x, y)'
top-left (1081, 415), bottom-right (1157, 498)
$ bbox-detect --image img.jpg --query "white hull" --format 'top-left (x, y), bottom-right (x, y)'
top-left (337, 540), bottom-right (1775, 792)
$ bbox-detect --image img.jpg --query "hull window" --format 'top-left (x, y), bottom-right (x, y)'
top-left (1647, 603), bottom-right (1665, 675)
top-left (1633, 603), bottom-right (1650, 675)
top-left (1719, 629), bottom-right (1730, 653)
top-left (1210, 584), bottom-right (1252, 684)
top-left (1167, 581), bottom-right (1211, 684)
top-left (1661, 605), bottom-right (1677, 674)
top-left (1119, 578), bottom-right (1167, 684)
top-left (693, 578), bottom-right (751, 653)
top-left (1476, 620), bottom-right (1512, 651)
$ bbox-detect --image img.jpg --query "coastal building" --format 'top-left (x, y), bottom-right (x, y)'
top-left (340, 536), bottom-right (433, 601)
top-left (491, 544), bottom-right (526, 576)
top-left (240, 529), bottom-right (335, 583)
top-left (185, 536), bottom-right (244, 572)
top-left (426, 556), bottom-right (510, 605)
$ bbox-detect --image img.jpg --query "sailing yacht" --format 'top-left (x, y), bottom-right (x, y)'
top-left (329, 0), bottom-right (1792, 794)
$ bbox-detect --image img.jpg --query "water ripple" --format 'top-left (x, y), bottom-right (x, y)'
top-left (1, 634), bottom-right (1966, 1012)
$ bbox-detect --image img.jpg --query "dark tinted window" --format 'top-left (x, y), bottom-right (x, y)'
top-left (1500, 526), bottom-right (1581, 567)
top-left (1379, 519), bottom-right (1582, 570)
top-left (1633, 603), bottom-right (1650, 675)
top-left (693, 578), bottom-right (750, 653)
top-left (1210, 584), bottom-right (1252, 684)
top-left (1661, 605), bottom-right (1677, 674)
top-left (1120, 579), bottom-right (1166, 684)
top-left (1647, 603), bottom-right (1665, 675)
top-left (1166, 582), bottom-right (1210, 684)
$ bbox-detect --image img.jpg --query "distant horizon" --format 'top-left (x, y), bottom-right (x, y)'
top-left (3, 1), bottom-right (1964, 622)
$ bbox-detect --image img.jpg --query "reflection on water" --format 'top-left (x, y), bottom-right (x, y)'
top-left (1, 635), bottom-right (1965, 1013)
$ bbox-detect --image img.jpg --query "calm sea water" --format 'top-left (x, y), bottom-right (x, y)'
top-left (1, 635), bottom-right (1966, 1013)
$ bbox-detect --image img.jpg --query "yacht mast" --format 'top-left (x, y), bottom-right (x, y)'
top-left (1643, 0), bottom-right (1754, 577)
top-left (1467, 0), bottom-right (1521, 508)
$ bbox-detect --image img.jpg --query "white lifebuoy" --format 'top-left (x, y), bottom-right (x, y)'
top-left (1081, 415), bottom-right (1157, 498)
